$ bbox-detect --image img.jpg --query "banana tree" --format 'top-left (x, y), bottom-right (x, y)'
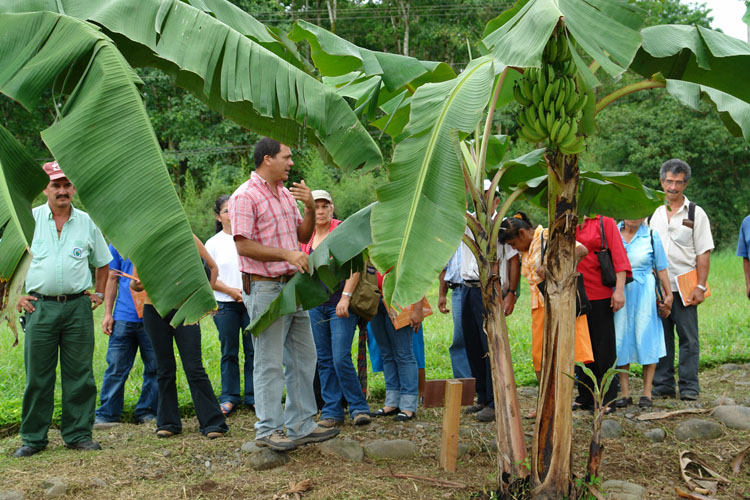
top-left (0, 0), bottom-right (381, 331)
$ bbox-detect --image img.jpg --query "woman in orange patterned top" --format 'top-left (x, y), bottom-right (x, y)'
top-left (499, 213), bottom-right (594, 385)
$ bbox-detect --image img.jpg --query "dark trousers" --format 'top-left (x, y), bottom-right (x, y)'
top-left (575, 299), bottom-right (618, 408)
top-left (20, 295), bottom-right (96, 448)
top-left (654, 292), bottom-right (700, 396)
top-left (142, 305), bottom-right (228, 436)
top-left (461, 286), bottom-right (493, 408)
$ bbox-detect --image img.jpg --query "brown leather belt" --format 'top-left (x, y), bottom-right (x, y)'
top-left (241, 272), bottom-right (293, 294)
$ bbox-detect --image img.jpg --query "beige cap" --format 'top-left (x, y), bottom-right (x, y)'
top-left (311, 190), bottom-right (332, 202)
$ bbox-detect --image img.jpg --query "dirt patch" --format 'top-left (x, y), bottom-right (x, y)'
top-left (0, 365), bottom-right (748, 499)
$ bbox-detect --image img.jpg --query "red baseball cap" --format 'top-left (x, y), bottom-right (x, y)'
top-left (42, 161), bottom-right (66, 180)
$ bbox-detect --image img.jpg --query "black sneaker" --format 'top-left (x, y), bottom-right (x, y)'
top-left (614, 397), bottom-right (632, 408)
top-left (680, 391), bottom-right (698, 401)
top-left (638, 396), bottom-right (653, 408)
top-left (13, 445), bottom-right (44, 458)
top-left (66, 440), bottom-right (102, 451)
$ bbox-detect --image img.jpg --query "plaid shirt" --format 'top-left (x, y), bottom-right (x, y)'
top-left (228, 171), bottom-right (303, 276)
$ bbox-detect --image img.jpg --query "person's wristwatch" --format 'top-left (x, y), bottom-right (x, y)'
top-left (695, 284), bottom-right (707, 293)
top-left (93, 292), bottom-right (104, 300)
top-left (342, 292), bottom-right (353, 298)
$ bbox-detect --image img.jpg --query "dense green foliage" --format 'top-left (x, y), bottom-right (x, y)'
top-left (0, 0), bottom-right (747, 249)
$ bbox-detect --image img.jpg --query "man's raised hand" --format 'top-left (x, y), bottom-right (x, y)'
top-left (290, 179), bottom-right (314, 211)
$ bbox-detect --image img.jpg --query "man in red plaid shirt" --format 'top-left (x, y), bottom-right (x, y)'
top-left (229, 137), bottom-right (340, 452)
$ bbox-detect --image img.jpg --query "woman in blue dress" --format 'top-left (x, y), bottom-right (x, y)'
top-left (614, 218), bottom-right (673, 408)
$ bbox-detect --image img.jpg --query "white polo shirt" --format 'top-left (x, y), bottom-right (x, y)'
top-left (649, 196), bottom-right (714, 290)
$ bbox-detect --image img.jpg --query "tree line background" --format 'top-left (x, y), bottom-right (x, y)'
top-left (2, 0), bottom-right (747, 248)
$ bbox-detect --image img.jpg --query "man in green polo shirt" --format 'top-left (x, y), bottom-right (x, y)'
top-left (14, 161), bottom-right (111, 458)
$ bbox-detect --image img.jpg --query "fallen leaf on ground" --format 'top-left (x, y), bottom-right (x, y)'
top-left (272, 479), bottom-right (314, 500)
top-left (731, 445), bottom-right (750, 474)
top-left (635, 408), bottom-right (710, 421)
top-left (675, 486), bottom-right (718, 499)
top-left (680, 451), bottom-right (730, 495)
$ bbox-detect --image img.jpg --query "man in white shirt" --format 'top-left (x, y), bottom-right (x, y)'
top-left (649, 159), bottom-right (713, 401)
top-left (460, 182), bottom-right (520, 422)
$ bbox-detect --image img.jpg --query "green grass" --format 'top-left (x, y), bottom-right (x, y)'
top-left (1, 249), bottom-right (747, 431)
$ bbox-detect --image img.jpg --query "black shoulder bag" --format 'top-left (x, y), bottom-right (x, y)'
top-left (596, 217), bottom-right (618, 288)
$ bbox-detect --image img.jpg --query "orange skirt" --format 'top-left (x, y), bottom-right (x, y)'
top-left (531, 306), bottom-right (594, 372)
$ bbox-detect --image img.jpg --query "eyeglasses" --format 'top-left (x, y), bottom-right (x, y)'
top-left (662, 179), bottom-right (685, 187)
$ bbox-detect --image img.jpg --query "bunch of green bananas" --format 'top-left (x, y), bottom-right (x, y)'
top-left (513, 35), bottom-right (587, 155)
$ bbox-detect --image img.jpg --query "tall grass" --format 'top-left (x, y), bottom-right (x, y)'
top-left (1, 249), bottom-right (747, 430)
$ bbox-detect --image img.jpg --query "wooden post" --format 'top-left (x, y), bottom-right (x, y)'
top-left (440, 380), bottom-right (462, 472)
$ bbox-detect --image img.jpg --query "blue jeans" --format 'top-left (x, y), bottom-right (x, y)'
top-left (243, 281), bottom-right (318, 439)
top-left (309, 304), bottom-right (369, 420)
top-left (96, 320), bottom-right (158, 421)
top-left (368, 302), bottom-right (418, 413)
top-left (448, 285), bottom-right (472, 379)
top-left (212, 302), bottom-right (254, 406)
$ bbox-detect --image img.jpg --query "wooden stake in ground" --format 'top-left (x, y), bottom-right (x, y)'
top-left (439, 380), bottom-right (462, 472)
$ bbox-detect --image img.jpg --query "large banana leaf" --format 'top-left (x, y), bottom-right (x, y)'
top-left (0, 125), bottom-right (48, 342)
top-left (289, 20), bottom-right (455, 91)
top-left (629, 25), bottom-right (750, 140)
top-left (482, 0), bottom-right (644, 87)
top-left (182, 0), bottom-right (308, 70)
top-left (664, 79), bottom-right (750, 140)
top-left (290, 20), bottom-right (456, 138)
top-left (0, 11), bottom-right (215, 325)
top-left (369, 56), bottom-right (496, 307)
top-left (247, 204), bottom-right (374, 335)
top-left (497, 149), bottom-right (664, 219)
top-left (2, 0), bottom-right (382, 172)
